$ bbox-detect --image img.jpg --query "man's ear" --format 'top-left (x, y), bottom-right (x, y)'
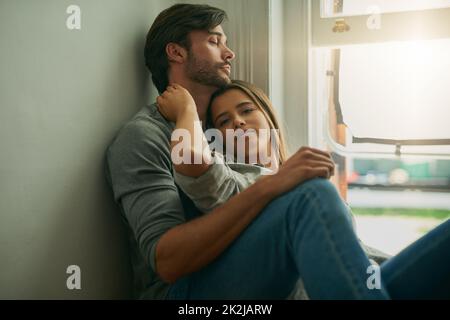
top-left (166, 43), bottom-right (187, 64)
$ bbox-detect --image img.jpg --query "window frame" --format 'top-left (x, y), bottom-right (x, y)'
top-left (310, 1), bottom-right (450, 159)
top-left (312, 0), bottom-right (450, 47)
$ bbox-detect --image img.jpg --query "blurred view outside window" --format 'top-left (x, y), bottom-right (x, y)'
top-left (346, 157), bottom-right (450, 255)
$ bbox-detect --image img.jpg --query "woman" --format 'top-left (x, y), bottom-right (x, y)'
top-left (157, 80), bottom-right (450, 299)
top-left (169, 80), bottom-right (292, 213)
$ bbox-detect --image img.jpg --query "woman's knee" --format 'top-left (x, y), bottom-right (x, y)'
top-left (292, 178), bottom-right (340, 200)
top-left (263, 178), bottom-right (346, 224)
top-left (268, 178), bottom-right (339, 211)
top-left (287, 178), bottom-right (349, 222)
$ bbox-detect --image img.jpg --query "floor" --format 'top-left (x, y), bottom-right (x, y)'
top-left (354, 215), bottom-right (445, 256)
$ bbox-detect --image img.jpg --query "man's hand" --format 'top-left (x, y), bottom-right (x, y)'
top-left (264, 146), bottom-right (335, 198)
top-left (157, 84), bottom-right (197, 122)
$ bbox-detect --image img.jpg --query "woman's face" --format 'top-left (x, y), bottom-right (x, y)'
top-left (210, 89), bottom-right (273, 165)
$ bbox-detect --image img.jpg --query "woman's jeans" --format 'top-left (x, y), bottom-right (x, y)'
top-left (166, 178), bottom-right (450, 299)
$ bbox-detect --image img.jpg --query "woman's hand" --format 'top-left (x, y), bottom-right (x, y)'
top-left (264, 146), bottom-right (335, 197)
top-left (157, 83), bottom-right (197, 122)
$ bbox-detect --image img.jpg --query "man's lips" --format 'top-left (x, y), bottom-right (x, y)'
top-left (221, 65), bottom-right (231, 74)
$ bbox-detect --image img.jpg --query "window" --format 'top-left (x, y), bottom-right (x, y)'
top-left (326, 39), bottom-right (450, 158)
top-left (310, 0), bottom-right (450, 255)
top-left (321, 0), bottom-right (450, 18)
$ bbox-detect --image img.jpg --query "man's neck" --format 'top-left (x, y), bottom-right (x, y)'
top-left (168, 75), bottom-right (217, 126)
top-left (182, 83), bottom-right (217, 125)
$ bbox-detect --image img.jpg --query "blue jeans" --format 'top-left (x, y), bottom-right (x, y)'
top-left (166, 178), bottom-right (450, 299)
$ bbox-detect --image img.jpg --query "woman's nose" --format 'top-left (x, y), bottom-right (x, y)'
top-left (234, 118), bottom-right (246, 129)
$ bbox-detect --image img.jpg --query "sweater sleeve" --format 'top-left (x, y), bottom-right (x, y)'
top-left (173, 152), bottom-right (271, 212)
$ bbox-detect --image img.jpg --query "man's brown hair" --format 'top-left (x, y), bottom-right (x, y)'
top-left (144, 4), bottom-right (227, 93)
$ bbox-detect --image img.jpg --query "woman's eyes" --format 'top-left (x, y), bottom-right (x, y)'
top-left (240, 106), bottom-right (256, 115)
top-left (217, 107), bottom-right (255, 127)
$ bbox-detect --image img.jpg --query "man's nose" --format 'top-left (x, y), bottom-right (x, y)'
top-left (223, 45), bottom-right (236, 62)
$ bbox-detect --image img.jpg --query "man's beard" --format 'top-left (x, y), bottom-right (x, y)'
top-left (186, 52), bottom-right (231, 88)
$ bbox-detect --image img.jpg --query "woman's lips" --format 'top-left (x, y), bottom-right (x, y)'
top-left (233, 128), bottom-right (257, 137)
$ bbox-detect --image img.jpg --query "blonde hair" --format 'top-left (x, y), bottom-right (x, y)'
top-left (206, 80), bottom-right (288, 165)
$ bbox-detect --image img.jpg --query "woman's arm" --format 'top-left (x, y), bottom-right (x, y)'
top-left (157, 84), bottom-right (212, 178)
top-left (173, 152), bottom-right (269, 212)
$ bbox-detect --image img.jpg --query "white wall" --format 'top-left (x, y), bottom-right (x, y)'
top-left (0, 0), bottom-right (176, 299)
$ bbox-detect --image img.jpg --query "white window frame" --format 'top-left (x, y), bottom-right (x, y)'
top-left (309, 0), bottom-right (450, 159)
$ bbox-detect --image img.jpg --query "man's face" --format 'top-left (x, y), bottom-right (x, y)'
top-left (185, 25), bottom-right (235, 88)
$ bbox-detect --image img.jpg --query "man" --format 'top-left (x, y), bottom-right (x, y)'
top-left (105, 4), bottom-right (392, 300)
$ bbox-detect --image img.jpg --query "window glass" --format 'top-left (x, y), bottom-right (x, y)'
top-left (340, 38), bottom-right (450, 143)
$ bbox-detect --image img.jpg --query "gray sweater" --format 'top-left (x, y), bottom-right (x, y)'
top-left (173, 151), bottom-right (272, 213)
top-left (106, 104), bottom-right (193, 299)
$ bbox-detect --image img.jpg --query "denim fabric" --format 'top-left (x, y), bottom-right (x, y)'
top-left (165, 178), bottom-right (449, 299)
top-left (380, 218), bottom-right (450, 299)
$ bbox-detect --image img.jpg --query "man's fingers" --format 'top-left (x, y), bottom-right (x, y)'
top-left (310, 160), bottom-right (334, 173)
top-left (308, 152), bottom-right (334, 165)
top-left (308, 167), bottom-right (330, 179)
top-left (301, 153), bottom-right (335, 174)
top-left (311, 148), bottom-right (332, 159)
top-left (300, 146), bottom-right (332, 159)
top-left (320, 158), bottom-right (334, 176)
